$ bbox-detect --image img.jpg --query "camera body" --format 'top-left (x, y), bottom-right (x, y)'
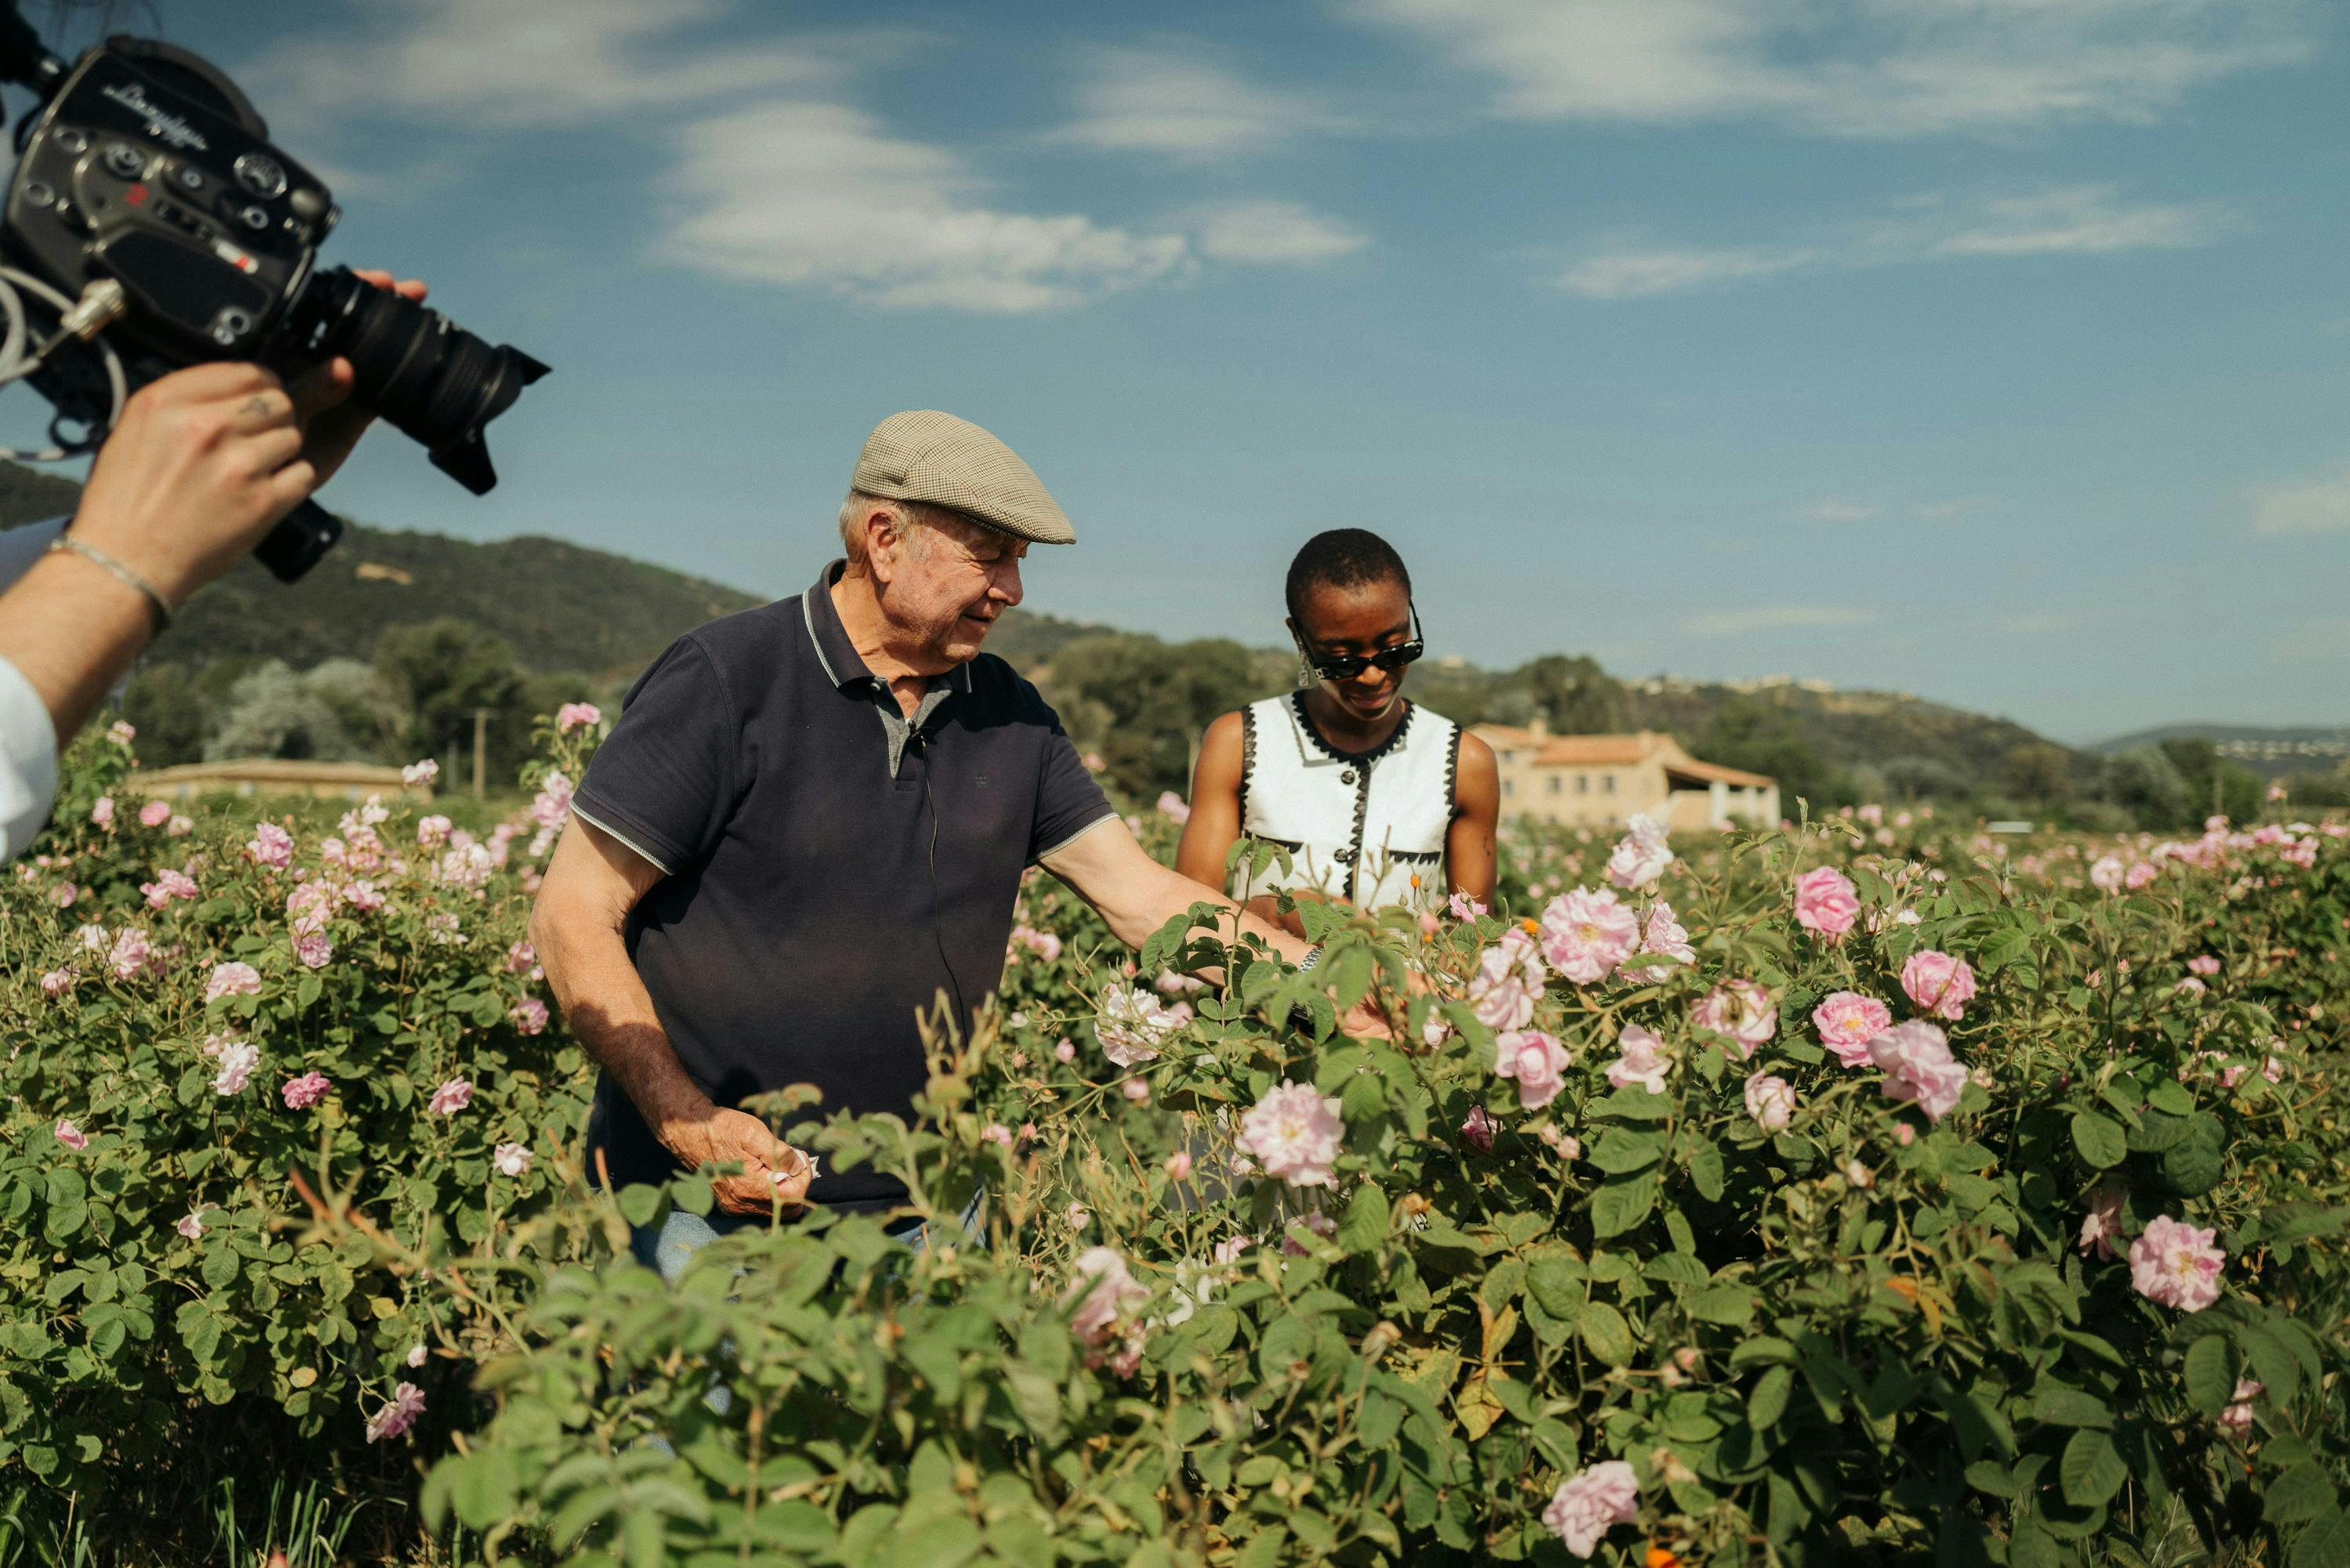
top-left (5, 40), bottom-right (334, 369)
top-left (0, 23), bottom-right (544, 580)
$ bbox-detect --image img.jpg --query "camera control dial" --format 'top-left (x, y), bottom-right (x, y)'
top-left (232, 151), bottom-right (285, 198)
top-left (102, 141), bottom-right (144, 179)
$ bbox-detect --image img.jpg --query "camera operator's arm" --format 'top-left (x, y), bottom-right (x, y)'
top-left (531, 817), bottom-right (816, 1216)
top-left (0, 271), bottom-right (421, 861)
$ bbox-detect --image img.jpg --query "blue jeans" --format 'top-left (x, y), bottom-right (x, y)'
top-left (627, 1190), bottom-right (988, 1284)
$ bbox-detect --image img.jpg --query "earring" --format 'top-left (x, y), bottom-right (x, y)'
top-left (1295, 657), bottom-right (1314, 690)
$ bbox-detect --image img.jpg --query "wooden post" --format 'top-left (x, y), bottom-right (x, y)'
top-left (472, 708), bottom-right (488, 800)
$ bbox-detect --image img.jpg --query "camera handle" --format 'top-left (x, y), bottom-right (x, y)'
top-left (253, 497), bottom-right (342, 583)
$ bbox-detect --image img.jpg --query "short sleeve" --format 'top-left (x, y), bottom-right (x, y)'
top-left (573, 638), bottom-right (739, 875)
top-left (1027, 695), bottom-right (1115, 863)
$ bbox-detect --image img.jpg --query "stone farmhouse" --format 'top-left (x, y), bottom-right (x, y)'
top-left (1471, 721), bottom-right (1779, 833)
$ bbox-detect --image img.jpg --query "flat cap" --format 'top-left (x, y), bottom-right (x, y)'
top-left (851, 410), bottom-right (1075, 546)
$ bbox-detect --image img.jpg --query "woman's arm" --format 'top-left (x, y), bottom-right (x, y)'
top-left (1447, 732), bottom-right (1500, 908)
top-left (1173, 710), bottom-right (1246, 892)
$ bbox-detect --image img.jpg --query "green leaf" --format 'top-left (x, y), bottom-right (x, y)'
top-left (2070, 1111), bottom-right (2128, 1169)
top-left (616, 1184), bottom-right (666, 1229)
top-left (1335, 1183), bottom-right (1390, 1255)
top-left (2291, 1511), bottom-right (2350, 1568)
top-left (1687, 1286), bottom-right (1756, 1326)
top-left (2030, 1386), bottom-right (2113, 1429)
top-left (2161, 1127), bottom-right (2225, 1197)
top-left (2265, 1465), bottom-right (2338, 1526)
top-left (1587, 1130), bottom-right (1665, 1175)
top-left (2059, 1429), bottom-right (2126, 1508)
top-left (2182, 1335), bottom-right (2236, 1415)
top-left (2146, 1079), bottom-right (2194, 1115)
top-left (1688, 1140), bottom-right (1725, 1202)
top-left (1527, 1259), bottom-right (1585, 1319)
top-left (1591, 1171), bottom-right (1659, 1239)
top-left (1747, 1364), bottom-right (1792, 1429)
top-left (1578, 1303), bottom-right (1633, 1368)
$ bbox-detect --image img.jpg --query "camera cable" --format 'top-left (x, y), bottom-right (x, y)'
top-left (0, 269), bottom-right (125, 460)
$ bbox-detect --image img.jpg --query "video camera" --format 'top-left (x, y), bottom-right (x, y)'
top-left (0, 9), bottom-right (544, 580)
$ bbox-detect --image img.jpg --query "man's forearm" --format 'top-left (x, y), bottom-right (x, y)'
top-left (533, 909), bottom-right (709, 1133)
top-left (1132, 858), bottom-right (1313, 966)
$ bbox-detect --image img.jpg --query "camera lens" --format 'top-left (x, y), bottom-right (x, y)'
top-left (285, 265), bottom-right (546, 494)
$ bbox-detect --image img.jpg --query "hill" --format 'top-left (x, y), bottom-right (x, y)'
top-left (2090, 722), bottom-right (2350, 781)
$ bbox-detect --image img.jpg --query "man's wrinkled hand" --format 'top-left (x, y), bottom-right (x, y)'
top-left (660, 1103), bottom-right (815, 1216)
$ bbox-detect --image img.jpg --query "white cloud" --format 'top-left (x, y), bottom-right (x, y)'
top-left (1188, 201), bottom-right (1369, 265)
top-left (1560, 185), bottom-right (2230, 298)
top-left (660, 102), bottom-right (1191, 313)
top-left (1057, 45), bottom-right (1340, 160)
top-left (2252, 466), bottom-right (2350, 535)
top-left (1681, 605), bottom-right (1876, 637)
top-left (1343, 0), bottom-right (2311, 137)
top-left (245, 0), bottom-right (841, 131)
top-left (1795, 498), bottom-right (1878, 523)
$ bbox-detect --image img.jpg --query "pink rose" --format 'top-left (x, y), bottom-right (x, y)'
top-left (1744, 1070), bottom-right (1795, 1133)
top-left (1447, 891), bottom-right (1488, 920)
top-left (1813, 991), bottom-right (1893, 1068)
top-left (245, 822), bottom-right (293, 870)
top-left (2129, 1214), bottom-right (2225, 1313)
top-left (1869, 1019), bottom-right (1968, 1122)
top-left (2218, 1379), bottom-right (2261, 1436)
top-left (138, 800), bottom-right (171, 829)
top-left (1541, 1460), bottom-right (1640, 1558)
top-left (555, 702), bottom-right (602, 733)
top-left (89, 797), bottom-right (114, 828)
top-left (1066, 1248), bottom-right (1149, 1376)
top-left (53, 1118), bottom-right (89, 1151)
top-left (1606, 1023), bottom-right (1671, 1094)
top-left (1792, 866), bottom-right (1860, 941)
top-left (1900, 950), bottom-right (1977, 1021)
top-left (1154, 789), bottom-right (1191, 825)
top-left (1165, 1151), bottom-right (1193, 1180)
top-left (1538, 887), bottom-right (1641, 985)
top-left (1494, 1029), bottom-right (1569, 1109)
top-left (401, 759), bottom-right (439, 786)
top-left (2186, 955), bottom-right (2220, 977)
top-left (1233, 1081), bottom-right (1344, 1188)
top-left (2077, 1182), bottom-right (2124, 1260)
top-left (365, 1382), bottom-right (427, 1443)
top-left (508, 998), bottom-right (548, 1035)
top-left (1691, 981), bottom-right (1777, 1058)
top-left (493, 1142), bottom-right (533, 1177)
top-left (1466, 930), bottom-right (1546, 1030)
top-left (1459, 1104), bottom-right (1495, 1154)
top-left (281, 1071), bottom-right (331, 1110)
top-left (1603, 814), bottom-right (1673, 890)
top-left (427, 1078), bottom-right (473, 1116)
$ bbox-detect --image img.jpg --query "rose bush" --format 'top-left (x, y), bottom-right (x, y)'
top-left (6, 720), bottom-right (2346, 1566)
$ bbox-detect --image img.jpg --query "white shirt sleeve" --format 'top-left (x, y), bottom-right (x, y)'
top-left (0, 653), bottom-right (59, 864)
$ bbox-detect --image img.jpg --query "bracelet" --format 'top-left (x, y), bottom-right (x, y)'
top-left (1296, 944), bottom-right (1323, 974)
top-left (48, 537), bottom-right (172, 633)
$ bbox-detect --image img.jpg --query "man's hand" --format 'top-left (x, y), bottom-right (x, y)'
top-left (656, 1098), bottom-right (816, 1217)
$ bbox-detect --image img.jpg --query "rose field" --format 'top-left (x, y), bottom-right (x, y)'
top-left (2, 714), bottom-right (2346, 1567)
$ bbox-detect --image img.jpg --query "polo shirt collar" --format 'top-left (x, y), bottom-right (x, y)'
top-left (802, 558), bottom-right (974, 695)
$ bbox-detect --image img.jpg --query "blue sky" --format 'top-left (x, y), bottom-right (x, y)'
top-left (12, 0), bottom-right (2348, 742)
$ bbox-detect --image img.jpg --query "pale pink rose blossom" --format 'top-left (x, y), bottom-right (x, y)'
top-left (342, 880), bottom-right (385, 915)
top-left (2078, 1183), bottom-right (2125, 1260)
top-left (365, 1382), bottom-right (427, 1443)
top-left (1154, 789), bottom-right (1191, 825)
top-left (1538, 887), bottom-right (1641, 985)
top-left (1539, 1125), bottom-right (1582, 1160)
top-left (1460, 1104), bottom-right (1496, 1153)
top-left (2175, 976), bottom-right (2207, 998)
top-left (175, 1209), bottom-right (207, 1240)
top-left (2218, 1379), bottom-right (2262, 1435)
top-left (1691, 980), bottom-right (1777, 1057)
top-left (1603, 814), bottom-right (1673, 890)
top-left (1123, 1078), bottom-right (1152, 1104)
top-left (1066, 1248), bottom-right (1149, 1376)
top-left (1843, 1161), bottom-right (1874, 1189)
top-left (139, 869), bottom-right (198, 910)
top-left (1097, 984), bottom-right (1187, 1068)
top-left (1894, 1122), bottom-right (1916, 1147)
top-left (2088, 854), bottom-right (2125, 893)
top-left (105, 927), bottom-right (154, 981)
top-left (1054, 1039), bottom-right (1077, 1063)
top-left (49, 881), bottom-right (76, 908)
top-left (504, 939), bottom-right (537, 974)
top-left (493, 1143), bottom-right (533, 1177)
top-left (407, 1344), bottom-right (429, 1369)
top-left (528, 770), bottom-right (574, 833)
top-left (89, 796), bottom-right (114, 828)
top-left (2124, 861), bottom-right (2158, 890)
top-left (2187, 955), bottom-right (2220, 977)
top-left (508, 998), bottom-right (548, 1035)
top-left (165, 814), bottom-right (192, 836)
top-left (282, 1071), bottom-right (330, 1109)
top-left (416, 815), bottom-right (452, 848)
top-left (1212, 1234), bottom-right (1256, 1266)
top-left (1900, 950), bottom-right (1978, 1021)
top-left (436, 844), bottom-right (494, 891)
top-left (1630, 900), bottom-right (1695, 981)
top-left (1542, 1460), bottom-right (1640, 1558)
top-left (294, 932), bottom-right (334, 970)
top-left (2129, 1214), bottom-right (2225, 1312)
top-left (1165, 1151), bottom-right (1193, 1180)
top-left (138, 799), bottom-right (171, 828)
top-left (402, 759), bottom-right (439, 786)
top-left (1154, 968), bottom-right (1208, 997)
top-left (1870, 1020), bottom-right (1969, 1122)
top-left (210, 1041), bottom-right (261, 1096)
top-left (53, 1118), bottom-right (88, 1151)
top-left (555, 702), bottom-right (602, 733)
top-left (245, 822), bottom-right (292, 869)
top-left (2264, 1055), bottom-right (2284, 1084)
top-left (428, 1078), bottom-right (473, 1115)
top-left (107, 719), bottom-right (135, 745)
top-left (1607, 1023), bottom-right (1671, 1095)
top-left (1064, 1202), bottom-right (1090, 1231)
top-left (1744, 1071), bottom-right (1795, 1133)
top-left (1813, 992), bottom-right (1894, 1068)
top-left (1447, 890), bottom-right (1488, 920)
top-left (1233, 1081), bottom-right (1345, 1187)
top-left (1792, 866), bottom-right (1860, 941)
top-left (1466, 930), bottom-right (1547, 1030)
top-left (1494, 1029), bottom-right (1570, 1109)
top-left (39, 967), bottom-right (74, 997)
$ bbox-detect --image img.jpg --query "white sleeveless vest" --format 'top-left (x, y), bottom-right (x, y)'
top-left (1228, 693), bottom-right (1462, 913)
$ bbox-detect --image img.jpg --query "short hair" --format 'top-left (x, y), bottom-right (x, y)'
top-left (1285, 529), bottom-right (1412, 622)
top-left (837, 490), bottom-right (957, 572)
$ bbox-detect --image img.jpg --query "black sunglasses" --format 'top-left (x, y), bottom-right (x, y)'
top-left (1299, 603), bottom-right (1426, 682)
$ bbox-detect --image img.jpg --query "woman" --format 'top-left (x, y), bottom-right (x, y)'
top-left (1177, 529), bottom-right (1497, 933)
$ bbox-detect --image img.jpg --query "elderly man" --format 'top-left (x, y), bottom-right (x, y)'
top-left (532, 410), bottom-right (1317, 1272)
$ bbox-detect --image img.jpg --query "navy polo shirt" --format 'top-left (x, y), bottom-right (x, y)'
top-left (573, 559), bottom-right (1115, 1209)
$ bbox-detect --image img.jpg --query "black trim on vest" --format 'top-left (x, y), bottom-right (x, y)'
top-left (1238, 703), bottom-right (1257, 829)
top-left (1289, 692), bottom-right (1415, 767)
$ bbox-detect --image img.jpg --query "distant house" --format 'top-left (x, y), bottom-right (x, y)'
top-left (1471, 721), bottom-right (1778, 832)
top-left (120, 760), bottom-right (431, 804)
